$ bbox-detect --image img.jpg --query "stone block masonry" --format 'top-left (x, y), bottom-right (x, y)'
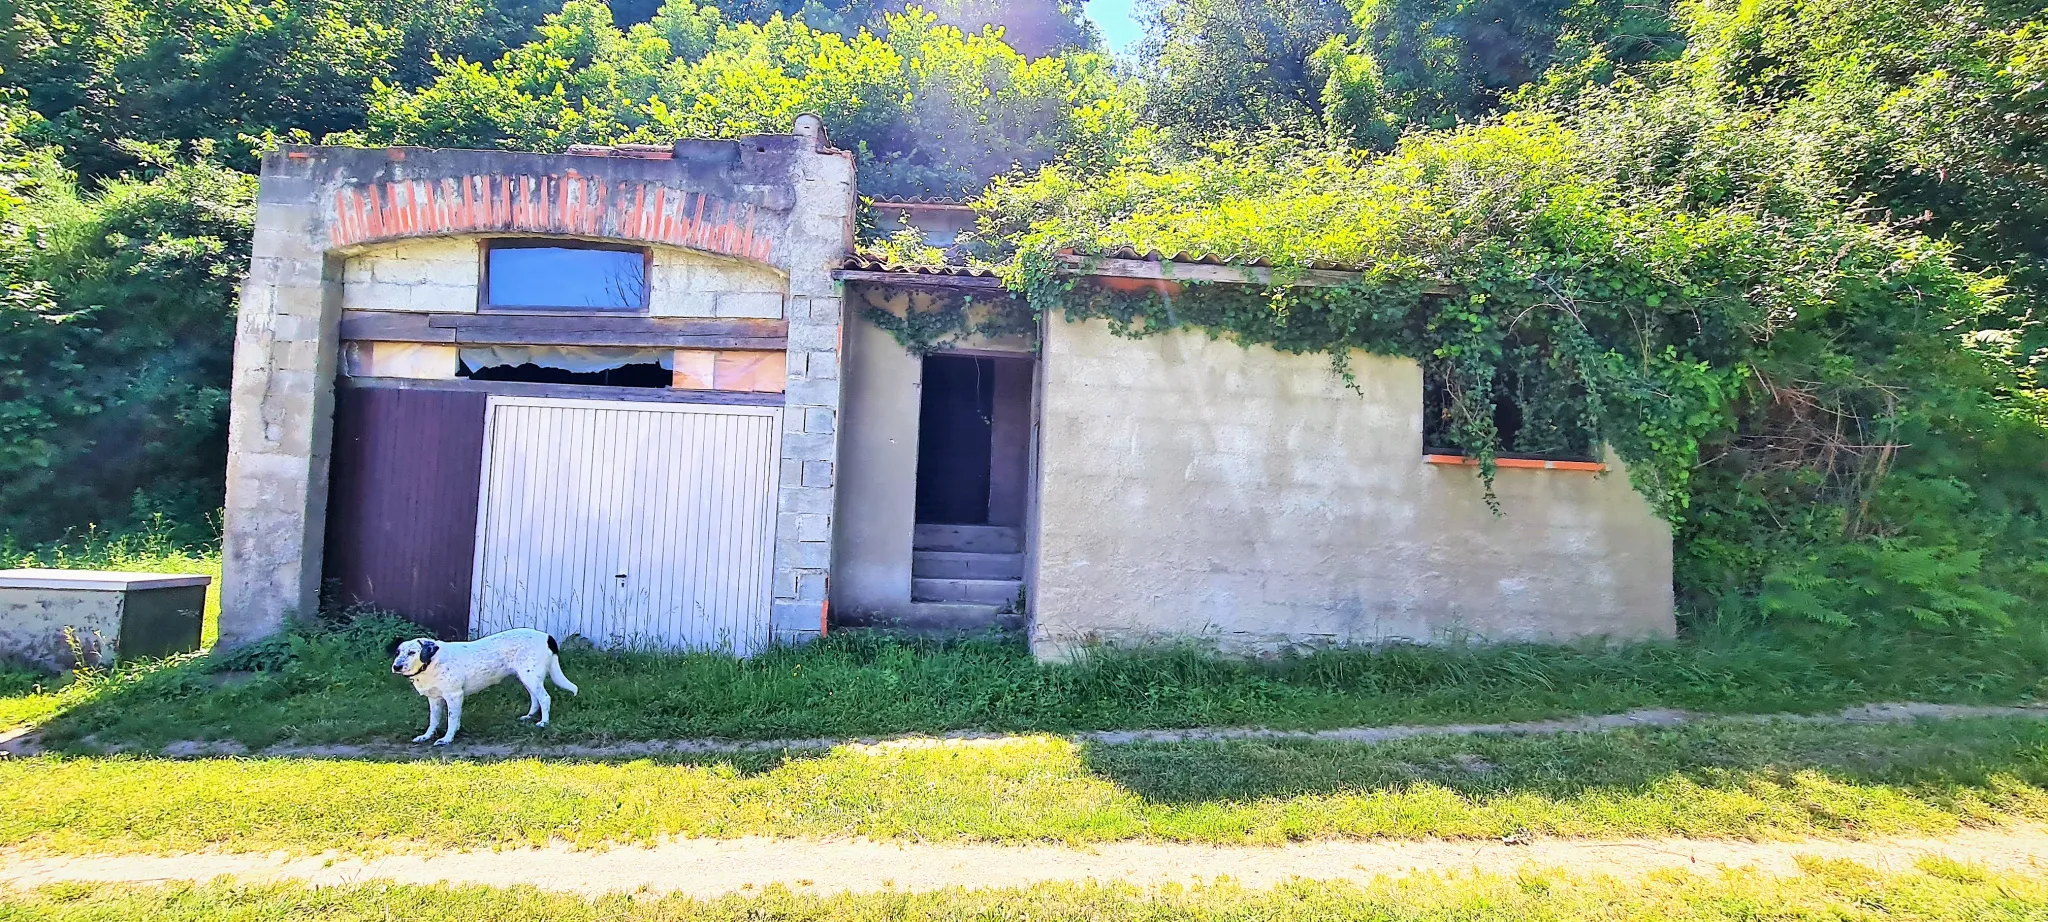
top-left (221, 119), bottom-right (855, 650)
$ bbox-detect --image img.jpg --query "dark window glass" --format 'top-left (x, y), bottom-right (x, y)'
top-left (485, 242), bottom-right (647, 310)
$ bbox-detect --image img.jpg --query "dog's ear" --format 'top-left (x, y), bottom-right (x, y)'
top-left (417, 640), bottom-right (438, 666)
top-left (386, 636), bottom-right (406, 658)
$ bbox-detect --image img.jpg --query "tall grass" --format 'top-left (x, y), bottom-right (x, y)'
top-left (1, 524), bottom-right (2044, 744)
top-left (14, 606), bottom-right (2048, 746)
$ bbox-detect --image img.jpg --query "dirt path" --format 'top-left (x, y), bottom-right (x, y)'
top-left (4, 827), bottom-right (2046, 897)
top-left (13, 700), bottom-right (2041, 760)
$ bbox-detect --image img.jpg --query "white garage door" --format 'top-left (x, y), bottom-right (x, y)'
top-left (470, 396), bottom-right (782, 654)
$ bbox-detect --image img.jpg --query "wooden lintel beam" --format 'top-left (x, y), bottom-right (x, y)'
top-left (341, 311), bottom-right (788, 349)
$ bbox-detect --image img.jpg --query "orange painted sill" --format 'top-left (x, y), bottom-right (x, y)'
top-left (1424, 454), bottom-right (1607, 472)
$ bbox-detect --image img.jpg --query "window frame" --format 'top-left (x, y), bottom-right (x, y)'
top-left (1420, 359), bottom-right (1600, 465)
top-left (478, 237), bottom-right (654, 314)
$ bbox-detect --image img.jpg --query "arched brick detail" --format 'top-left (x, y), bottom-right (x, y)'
top-left (328, 174), bottom-right (775, 263)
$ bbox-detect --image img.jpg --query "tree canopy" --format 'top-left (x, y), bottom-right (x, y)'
top-left (350, 1), bottom-right (1139, 198)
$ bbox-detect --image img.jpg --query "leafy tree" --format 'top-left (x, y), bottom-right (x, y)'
top-left (0, 0), bottom-right (556, 177)
top-left (0, 136), bottom-right (254, 539)
top-left (618, 0), bottom-right (1097, 55)
top-left (1663, 0), bottom-right (2048, 367)
top-left (1138, 0), bottom-right (1354, 135)
top-left (1317, 0), bottom-right (1683, 146)
top-left (356, 1), bottom-right (1142, 197)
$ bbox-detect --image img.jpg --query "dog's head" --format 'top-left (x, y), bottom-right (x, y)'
top-left (390, 638), bottom-right (439, 677)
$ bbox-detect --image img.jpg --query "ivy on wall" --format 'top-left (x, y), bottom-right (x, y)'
top-left (1011, 249), bottom-right (1732, 514)
top-left (853, 283), bottom-right (1038, 357)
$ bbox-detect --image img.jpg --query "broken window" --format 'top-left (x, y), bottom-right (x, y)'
top-left (482, 239), bottom-right (649, 311)
top-left (1423, 345), bottom-right (1598, 461)
top-left (458, 346), bottom-right (673, 388)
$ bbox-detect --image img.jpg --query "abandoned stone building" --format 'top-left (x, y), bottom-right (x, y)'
top-left (220, 120), bottom-right (1673, 660)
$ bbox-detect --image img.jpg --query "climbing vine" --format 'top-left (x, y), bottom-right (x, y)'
top-left (1012, 247), bottom-right (1738, 516)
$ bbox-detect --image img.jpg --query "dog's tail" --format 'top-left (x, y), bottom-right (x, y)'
top-left (545, 634), bottom-right (579, 696)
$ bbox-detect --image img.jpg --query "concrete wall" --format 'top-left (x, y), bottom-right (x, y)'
top-left (223, 122), bottom-right (855, 649)
top-left (0, 589), bottom-right (123, 670)
top-left (1031, 319), bottom-right (1675, 659)
top-left (830, 312), bottom-right (923, 621)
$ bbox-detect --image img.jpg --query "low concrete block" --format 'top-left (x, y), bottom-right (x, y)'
top-left (0, 570), bottom-right (211, 671)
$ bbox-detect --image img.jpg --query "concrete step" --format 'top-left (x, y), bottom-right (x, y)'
top-left (913, 550), bottom-right (1024, 580)
top-left (914, 524), bottom-right (1023, 554)
top-left (834, 602), bottom-right (1021, 636)
top-left (913, 577), bottom-right (1022, 606)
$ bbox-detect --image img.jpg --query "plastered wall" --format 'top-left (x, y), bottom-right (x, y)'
top-left (340, 237), bottom-right (787, 318)
top-left (830, 313), bottom-right (922, 621)
top-left (1030, 318), bottom-right (1675, 659)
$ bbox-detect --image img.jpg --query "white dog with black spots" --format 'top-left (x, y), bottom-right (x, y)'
top-left (390, 628), bottom-right (579, 745)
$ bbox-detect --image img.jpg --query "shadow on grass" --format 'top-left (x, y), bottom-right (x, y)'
top-left (1077, 714), bottom-right (2048, 806)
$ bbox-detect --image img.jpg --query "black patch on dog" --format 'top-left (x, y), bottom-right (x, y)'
top-left (547, 634), bottom-right (560, 655)
top-left (417, 639), bottom-right (439, 667)
top-left (386, 636), bottom-right (405, 657)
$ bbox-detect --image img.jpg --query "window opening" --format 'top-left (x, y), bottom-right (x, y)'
top-left (482, 238), bottom-right (649, 311)
top-left (1423, 348), bottom-right (1597, 462)
top-left (457, 345), bottom-right (673, 389)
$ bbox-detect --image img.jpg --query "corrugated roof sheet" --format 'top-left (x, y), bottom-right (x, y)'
top-left (867, 196), bottom-right (975, 210)
top-left (837, 255), bottom-right (1004, 279)
top-left (565, 143), bottom-right (677, 160)
top-left (1062, 246), bottom-right (1362, 271)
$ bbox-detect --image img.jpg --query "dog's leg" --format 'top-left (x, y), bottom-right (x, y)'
top-left (532, 676), bottom-right (554, 728)
top-left (412, 695), bottom-right (443, 744)
top-left (517, 670), bottom-right (546, 722)
top-left (436, 693), bottom-right (464, 745)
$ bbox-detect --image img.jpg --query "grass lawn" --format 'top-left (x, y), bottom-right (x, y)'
top-left (3, 860), bottom-right (2044, 920)
top-left (2, 529), bottom-right (2045, 747)
top-left (8, 609), bottom-right (2048, 747)
top-left (3, 716), bottom-right (2047, 855)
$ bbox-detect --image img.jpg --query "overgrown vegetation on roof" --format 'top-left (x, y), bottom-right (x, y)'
top-left (978, 0), bottom-right (2048, 633)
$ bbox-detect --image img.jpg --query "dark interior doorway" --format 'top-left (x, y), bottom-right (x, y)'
top-left (915, 355), bottom-right (996, 524)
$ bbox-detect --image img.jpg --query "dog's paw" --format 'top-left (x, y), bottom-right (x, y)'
top-left (432, 738), bottom-right (453, 746)
top-left (534, 719), bottom-right (549, 728)
top-left (411, 733), bottom-right (435, 743)
top-left (518, 714), bottom-right (534, 721)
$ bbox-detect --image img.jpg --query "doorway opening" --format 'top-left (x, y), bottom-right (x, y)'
top-left (914, 354), bottom-right (1033, 526)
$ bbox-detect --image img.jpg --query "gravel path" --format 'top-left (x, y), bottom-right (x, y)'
top-left (4, 827), bottom-right (2045, 897)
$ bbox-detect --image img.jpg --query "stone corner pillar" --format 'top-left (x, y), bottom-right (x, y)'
top-left (769, 121), bottom-right (858, 646)
top-left (218, 149), bottom-right (341, 648)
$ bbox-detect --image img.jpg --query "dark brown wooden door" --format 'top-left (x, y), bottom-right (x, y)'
top-left (324, 385), bottom-right (488, 637)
